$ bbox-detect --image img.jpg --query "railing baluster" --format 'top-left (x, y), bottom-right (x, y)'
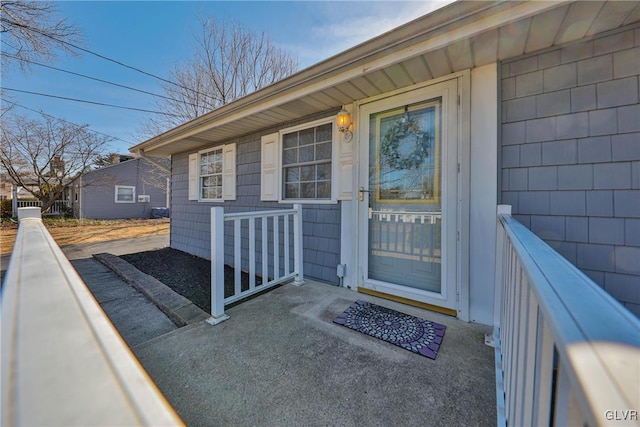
top-left (513, 271), bottom-right (530, 426)
top-left (234, 219), bottom-right (241, 296)
top-left (284, 213), bottom-right (290, 275)
top-left (249, 217), bottom-right (255, 290)
top-left (262, 216), bottom-right (268, 284)
top-left (273, 214), bottom-right (279, 281)
top-left (521, 287), bottom-right (538, 425)
top-left (532, 317), bottom-right (553, 426)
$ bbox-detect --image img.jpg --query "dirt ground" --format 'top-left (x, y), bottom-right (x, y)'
top-left (0, 218), bottom-right (169, 255)
top-left (123, 248), bottom-right (263, 313)
top-left (2, 216), bottom-right (267, 313)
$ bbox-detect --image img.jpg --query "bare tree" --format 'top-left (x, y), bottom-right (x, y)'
top-left (0, 112), bottom-right (111, 213)
top-left (141, 17), bottom-right (298, 137)
top-left (0, 0), bottom-right (82, 72)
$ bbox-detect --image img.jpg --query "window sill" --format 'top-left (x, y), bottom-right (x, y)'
top-left (279, 199), bottom-right (337, 205)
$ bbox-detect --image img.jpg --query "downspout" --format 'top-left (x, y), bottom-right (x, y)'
top-left (79, 175), bottom-right (84, 220)
top-left (12, 184), bottom-right (17, 219)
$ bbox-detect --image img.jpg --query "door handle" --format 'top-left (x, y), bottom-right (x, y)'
top-left (359, 186), bottom-right (369, 202)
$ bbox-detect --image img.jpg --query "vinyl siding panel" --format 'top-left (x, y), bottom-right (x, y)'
top-left (170, 111), bottom-right (341, 285)
top-left (81, 159), bottom-right (168, 219)
top-left (500, 24), bottom-right (640, 316)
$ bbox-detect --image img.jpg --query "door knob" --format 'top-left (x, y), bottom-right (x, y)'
top-left (359, 186), bottom-right (369, 202)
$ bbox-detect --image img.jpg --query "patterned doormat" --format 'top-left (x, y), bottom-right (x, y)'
top-left (333, 300), bottom-right (446, 359)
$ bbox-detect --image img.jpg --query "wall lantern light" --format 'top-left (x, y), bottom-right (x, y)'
top-left (336, 107), bottom-right (353, 142)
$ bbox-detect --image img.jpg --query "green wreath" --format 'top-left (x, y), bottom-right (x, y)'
top-left (380, 118), bottom-right (430, 170)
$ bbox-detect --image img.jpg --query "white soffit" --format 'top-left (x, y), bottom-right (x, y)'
top-left (133, 0), bottom-right (640, 156)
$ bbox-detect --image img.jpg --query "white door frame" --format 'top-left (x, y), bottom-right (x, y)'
top-left (343, 71), bottom-right (471, 320)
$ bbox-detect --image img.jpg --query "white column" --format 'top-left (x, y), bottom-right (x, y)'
top-left (292, 204), bottom-right (305, 285)
top-left (207, 206), bottom-right (229, 325)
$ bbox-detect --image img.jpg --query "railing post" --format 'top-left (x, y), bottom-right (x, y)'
top-left (3, 207), bottom-right (182, 425)
top-left (207, 206), bottom-right (229, 325)
top-left (18, 206), bottom-right (42, 222)
top-left (292, 203), bottom-right (305, 286)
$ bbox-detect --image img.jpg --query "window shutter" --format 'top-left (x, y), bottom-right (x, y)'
top-left (222, 143), bottom-right (236, 201)
top-left (261, 133), bottom-right (279, 201)
top-left (336, 123), bottom-right (353, 200)
top-left (188, 153), bottom-right (198, 201)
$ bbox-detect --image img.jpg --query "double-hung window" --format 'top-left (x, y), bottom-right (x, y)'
top-left (115, 185), bottom-right (135, 203)
top-left (260, 113), bottom-right (353, 203)
top-left (282, 123), bottom-right (332, 200)
top-left (188, 143), bottom-right (236, 202)
top-left (199, 147), bottom-right (223, 200)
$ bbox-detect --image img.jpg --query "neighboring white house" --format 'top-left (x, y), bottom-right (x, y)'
top-left (132, 1), bottom-right (640, 322)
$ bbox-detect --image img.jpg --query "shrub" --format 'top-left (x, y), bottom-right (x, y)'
top-left (0, 199), bottom-right (12, 218)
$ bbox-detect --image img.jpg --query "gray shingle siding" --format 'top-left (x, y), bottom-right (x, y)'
top-left (500, 25), bottom-right (640, 316)
top-left (170, 111), bottom-right (341, 285)
top-left (81, 159), bottom-right (168, 219)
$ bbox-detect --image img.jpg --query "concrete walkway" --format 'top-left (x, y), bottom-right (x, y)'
top-left (60, 235), bottom-right (495, 426)
top-left (63, 235), bottom-right (178, 348)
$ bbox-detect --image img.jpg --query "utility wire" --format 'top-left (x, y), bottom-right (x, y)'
top-left (3, 87), bottom-right (181, 117)
top-left (1, 18), bottom-right (218, 104)
top-left (3, 99), bottom-right (138, 146)
top-left (2, 53), bottom-right (197, 108)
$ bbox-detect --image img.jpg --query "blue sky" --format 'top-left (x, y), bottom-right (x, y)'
top-left (3, 1), bottom-right (453, 154)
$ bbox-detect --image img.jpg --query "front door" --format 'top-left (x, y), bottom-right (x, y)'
top-left (357, 79), bottom-right (459, 312)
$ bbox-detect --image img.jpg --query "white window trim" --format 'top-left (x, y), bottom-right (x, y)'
top-left (198, 146), bottom-right (224, 202)
top-left (115, 185), bottom-right (136, 204)
top-left (278, 117), bottom-right (338, 205)
top-left (189, 143), bottom-right (236, 203)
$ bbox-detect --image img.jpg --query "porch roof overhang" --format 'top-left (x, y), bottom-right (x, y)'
top-left (131, 0), bottom-right (640, 157)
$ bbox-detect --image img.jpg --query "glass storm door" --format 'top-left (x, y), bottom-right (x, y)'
top-left (358, 80), bottom-right (458, 311)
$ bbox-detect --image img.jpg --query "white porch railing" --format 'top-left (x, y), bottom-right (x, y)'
top-left (493, 205), bottom-right (640, 427)
top-left (1, 207), bottom-right (183, 426)
top-left (208, 204), bottom-right (304, 324)
top-left (369, 209), bottom-right (441, 262)
top-left (15, 199), bottom-right (71, 215)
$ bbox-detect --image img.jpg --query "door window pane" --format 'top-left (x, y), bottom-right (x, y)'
top-left (368, 99), bottom-right (442, 292)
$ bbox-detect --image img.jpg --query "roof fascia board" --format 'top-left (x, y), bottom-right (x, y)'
top-left (133, 0), bottom-right (566, 154)
top-left (83, 158), bottom-right (138, 175)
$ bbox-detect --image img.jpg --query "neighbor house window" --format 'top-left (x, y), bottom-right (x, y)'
top-left (282, 122), bottom-right (332, 200)
top-left (115, 185), bottom-right (135, 203)
top-left (199, 147), bottom-right (223, 200)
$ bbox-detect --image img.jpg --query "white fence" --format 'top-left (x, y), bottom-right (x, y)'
top-left (208, 204), bottom-right (304, 324)
top-left (493, 205), bottom-right (640, 427)
top-left (1, 208), bottom-right (182, 426)
top-left (15, 199), bottom-right (71, 215)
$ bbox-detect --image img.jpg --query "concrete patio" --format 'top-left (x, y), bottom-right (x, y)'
top-left (131, 281), bottom-right (496, 426)
top-left (62, 236), bottom-right (495, 426)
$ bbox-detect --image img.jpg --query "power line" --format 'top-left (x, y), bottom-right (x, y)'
top-left (2, 53), bottom-right (196, 107)
top-left (3, 87), bottom-right (181, 117)
top-left (3, 18), bottom-right (218, 104)
top-left (3, 100), bottom-right (138, 146)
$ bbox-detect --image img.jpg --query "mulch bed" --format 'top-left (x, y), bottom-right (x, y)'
top-left (121, 247), bottom-right (263, 313)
